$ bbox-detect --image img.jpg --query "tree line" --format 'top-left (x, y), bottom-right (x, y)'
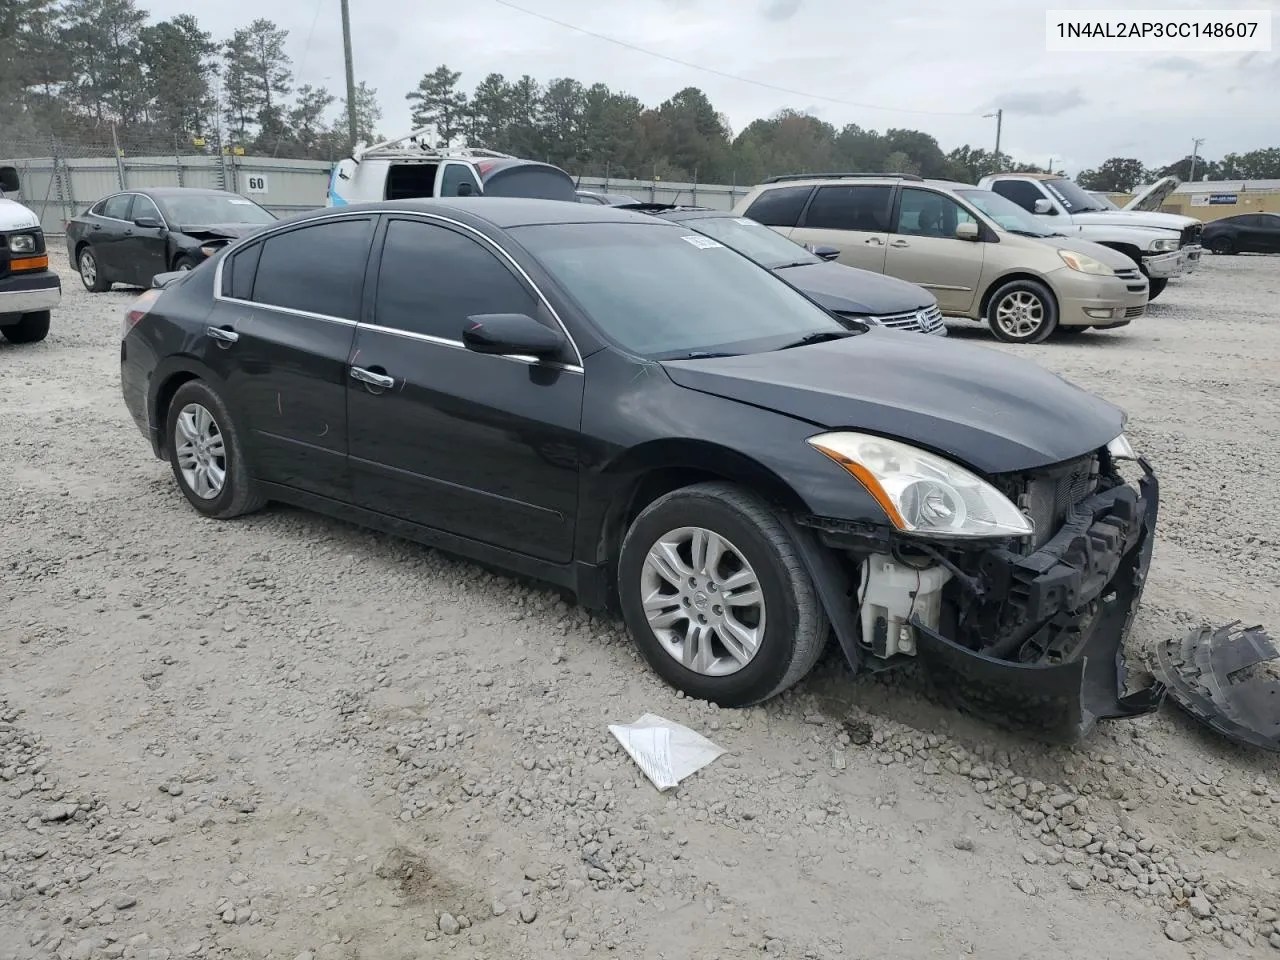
top-left (4, 1), bottom-right (1279, 187)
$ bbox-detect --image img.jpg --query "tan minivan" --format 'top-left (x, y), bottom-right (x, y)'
top-left (732, 174), bottom-right (1149, 344)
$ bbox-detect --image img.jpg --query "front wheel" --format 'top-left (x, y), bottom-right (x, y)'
top-left (173, 255), bottom-right (200, 272)
top-left (164, 380), bottom-right (266, 520)
top-left (1209, 237), bottom-right (1234, 255)
top-left (985, 279), bottom-right (1058, 344)
top-left (1146, 276), bottom-right (1168, 300)
top-left (617, 482), bottom-right (829, 707)
top-left (1, 311), bottom-right (51, 344)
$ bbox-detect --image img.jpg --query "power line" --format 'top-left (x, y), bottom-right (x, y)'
top-left (490, 0), bottom-right (979, 118)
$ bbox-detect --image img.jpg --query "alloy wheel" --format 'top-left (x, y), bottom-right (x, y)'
top-left (639, 526), bottom-right (766, 676)
top-left (80, 251), bottom-right (97, 285)
top-left (994, 290), bottom-right (1045, 339)
top-left (174, 402), bottom-right (227, 500)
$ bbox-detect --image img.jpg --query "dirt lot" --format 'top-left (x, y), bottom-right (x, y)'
top-left (2, 249), bottom-right (1279, 960)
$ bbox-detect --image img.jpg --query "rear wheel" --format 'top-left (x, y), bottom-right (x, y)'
top-left (173, 255), bottom-right (199, 272)
top-left (1209, 237), bottom-right (1235, 255)
top-left (985, 279), bottom-right (1058, 344)
top-left (78, 246), bottom-right (110, 292)
top-left (617, 482), bottom-right (829, 707)
top-left (164, 380), bottom-right (266, 520)
top-left (1, 310), bottom-right (51, 344)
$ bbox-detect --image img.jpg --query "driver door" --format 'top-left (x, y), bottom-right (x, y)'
top-left (883, 188), bottom-right (985, 314)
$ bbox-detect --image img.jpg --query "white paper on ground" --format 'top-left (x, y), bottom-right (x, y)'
top-left (608, 713), bottom-right (725, 791)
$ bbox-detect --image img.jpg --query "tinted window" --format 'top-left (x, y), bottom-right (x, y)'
top-left (132, 195), bottom-right (162, 222)
top-left (251, 218), bottom-right (373, 318)
top-left (374, 219), bottom-right (537, 341)
top-left (802, 185), bottom-right (892, 231)
top-left (895, 188), bottom-right (978, 238)
top-left (223, 240), bottom-right (264, 300)
top-left (101, 194), bottom-right (133, 220)
top-left (743, 185), bottom-right (813, 227)
top-left (439, 164), bottom-right (481, 197)
top-left (989, 180), bottom-right (1047, 212)
top-left (512, 222), bottom-right (849, 360)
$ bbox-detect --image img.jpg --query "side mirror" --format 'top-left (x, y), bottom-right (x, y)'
top-left (955, 222), bottom-right (981, 241)
top-left (463, 313), bottom-right (565, 360)
top-left (0, 165), bottom-right (18, 193)
top-left (133, 216), bottom-right (163, 229)
top-left (1033, 198), bottom-right (1055, 215)
top-left (808, 244), bottom-right (841, 261)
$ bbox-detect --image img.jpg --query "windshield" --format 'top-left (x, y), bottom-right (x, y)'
top-left (679, 214), bottom-right (821, 269)
top-left (158, 193), bottom-right (276, 226)
top-left (1090, 193), bottom-right (1121, 210)
top-left (1041, 177), bottom-right (1107, 213)
top-left (955, 189), bottom-right (1057, 237)
top-left (512, 222), bottom-right (848, 359)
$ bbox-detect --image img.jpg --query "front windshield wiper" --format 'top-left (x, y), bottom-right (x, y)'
top-left (1007, 228), bottom-right (1054, 239)
top-left (659, 350), bottom-right (742, 360)
top-left (774, 330), bottom-right (856, 351)
top-left (772, 260), bottom-right (817, 270)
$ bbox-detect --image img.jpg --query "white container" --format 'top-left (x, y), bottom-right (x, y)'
top-left (858, 554), bottom-right (952, 658)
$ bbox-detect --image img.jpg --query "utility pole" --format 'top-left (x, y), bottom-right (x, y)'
top-left (1189, 137), bottom-right (1205, 182)
top-left (340, 0), bottom-right (359, 152)
top-left (983, 109), bottom-right (1003, 171)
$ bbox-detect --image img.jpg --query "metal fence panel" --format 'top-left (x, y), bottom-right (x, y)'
top-left (2, 153), bottom-right (756, 234)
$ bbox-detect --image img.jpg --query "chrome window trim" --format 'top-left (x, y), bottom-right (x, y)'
top-left (357, 322), bottom-right (583, 374)
top-left (211, 208), bottom-right (585, 367)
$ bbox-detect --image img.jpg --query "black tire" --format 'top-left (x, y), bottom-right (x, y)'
top-left (164, 380), bottom-right (266, 520)
top-left (984, 278), bottom-right (1058, 344)
top-left (617, 481), bottom-right (829, 707)
top-left (173, 254), bottom-right (200, 272)
top-left (1, 310), bottom-right (51, 344)
top-left (1146, 277), bottom-right (1168, 300)
top-left (1209, 237), bottom-right (1234, 255)
top-left (78, 246), bottom-right (110, 292)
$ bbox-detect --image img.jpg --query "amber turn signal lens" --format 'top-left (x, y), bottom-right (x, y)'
top-left (10, 254), bottom-right (49, 271)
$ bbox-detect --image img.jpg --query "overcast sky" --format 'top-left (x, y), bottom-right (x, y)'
top-left (147, 0), bottom-right (1279, 176)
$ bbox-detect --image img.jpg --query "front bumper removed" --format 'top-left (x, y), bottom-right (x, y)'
top-left (912, 460), bottom-right (1164, 743)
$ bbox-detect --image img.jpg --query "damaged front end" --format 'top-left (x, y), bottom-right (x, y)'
top-left (795, 446), bottom-right (1165, 743)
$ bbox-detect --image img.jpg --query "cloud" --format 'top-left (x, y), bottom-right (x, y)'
top-left (991, 89), bottom-right (1088, 117)
top-left (1150, 56), bottom-right (1205, 75)
top-left (760, 0), bottom-right (802, 22)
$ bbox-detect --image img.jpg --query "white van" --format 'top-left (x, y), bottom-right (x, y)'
top-left (326, 126), bottom-right (579, 207)
top-left (0, 165), bottom-right (61, 344)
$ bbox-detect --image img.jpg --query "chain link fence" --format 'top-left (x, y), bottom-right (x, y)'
top-left (3, 133), bottom-right (753, 235)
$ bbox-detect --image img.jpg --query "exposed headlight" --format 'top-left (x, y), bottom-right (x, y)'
top-left (200, 245), bottom-right (219, 257)
top-left (806, 431), bottom-right (1034, 539)
top-left (1149, 238), bottom-right (1180, 252)
top-left (1107, 433), bottom-right (1138, 461)
top-left (1057, 250), bottom-right (1114, 276)
top-left (8, 233), bottom-right (37, 254)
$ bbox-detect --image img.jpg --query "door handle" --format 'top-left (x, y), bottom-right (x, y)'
top-left (864, 236), bottom-right (884, 245)
top-left (350, 366), bottom-right (396, 390)
top-left (206, 325), bottom-right (239, 345)
top-left (889, 239), bottom-right (910, 248)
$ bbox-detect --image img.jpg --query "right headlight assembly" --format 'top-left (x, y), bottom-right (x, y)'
top-left (807, 431), bottom-right (1034, 539)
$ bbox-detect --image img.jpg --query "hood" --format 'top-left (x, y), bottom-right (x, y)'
top-left (1070, 209), bottom-right (1195, 231)
top-left (778, 260), bottom-right (935, 315)
top-left (178, 223), bottom-right (266, 242)
top-left (661, 332), bottom-right (1124, 475)
top-left (0, 197), bottom-right (40, 231)
top-left (1041, 235), bottom-right (1142, 270)
top-left (1125, 176), bottom-right (1180, 212)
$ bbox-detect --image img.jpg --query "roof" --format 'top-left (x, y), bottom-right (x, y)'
top-left (997, 172), bottom-right (1059, 180)
top-left (134, 186), bottom-right (243, 198)
top-left (277, 197), bottom-right (669, 230)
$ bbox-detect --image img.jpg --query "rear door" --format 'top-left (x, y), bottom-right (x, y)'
top-left (789, 184), bottom-right (893, 272)
top-left (740, 185), bottom-right (813, 238)
top-left (346, 215), bottom-right (584, 563)
top-left (884, 188), bottom-right (986, 314)
top-left (90, 193), bottom-right (136, 276)
top-left (205, 215), bottom-right (375, 499)
top-left (118, 194), bottom-right (168, 284)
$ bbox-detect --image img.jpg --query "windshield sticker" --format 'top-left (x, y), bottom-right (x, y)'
top-left (733, 218), bottom-right (755, 225)
top-left (682, 235), bottom-right (723, 249)
top-left (228, 199), bottom-right (253, 205)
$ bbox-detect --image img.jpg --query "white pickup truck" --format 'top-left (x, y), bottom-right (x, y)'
top-left (977, 173), bottom-right (1202, 300)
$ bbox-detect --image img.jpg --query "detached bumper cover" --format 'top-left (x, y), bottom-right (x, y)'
top-left (913, 460), bottom-right (1164, 743)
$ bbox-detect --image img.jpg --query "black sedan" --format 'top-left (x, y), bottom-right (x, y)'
top-left (66, 187), bottom-right (276, 292)
top-left (575, 190), bottom-right (639, 205)
top-left (626, 204), bottom-right (946, 335)
top-left (1201, 212), bottom-right (1280, 255)
top-left (120, 198), bottom-right (1161, 742)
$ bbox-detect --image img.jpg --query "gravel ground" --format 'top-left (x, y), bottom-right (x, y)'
top-left (2, 250), bottom-right (1279, 960)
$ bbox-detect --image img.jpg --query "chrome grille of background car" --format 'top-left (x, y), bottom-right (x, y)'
top-left (1181, 223), bottom-right (1203, 247)
top-left (865, 305), bottom-right (945, 334)
top-left (994, 454), bottom-right (1100, 550)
